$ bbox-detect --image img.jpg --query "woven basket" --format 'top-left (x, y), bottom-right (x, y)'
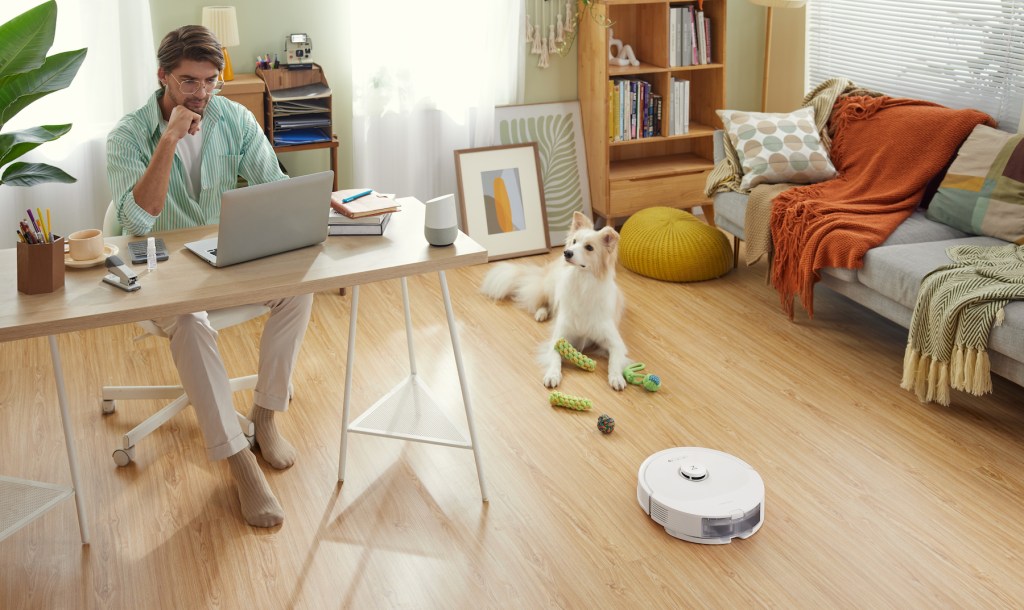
top-left (618, 207), bottom-right (733, 282)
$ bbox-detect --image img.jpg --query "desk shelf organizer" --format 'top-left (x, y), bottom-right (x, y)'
top-left (256, 63), bottom-right (339, 189)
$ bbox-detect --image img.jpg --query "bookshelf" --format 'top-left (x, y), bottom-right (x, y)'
top-left (255, 63), bottom-right (339, 190)
top-left (578, 0), bottom-right (726, 227)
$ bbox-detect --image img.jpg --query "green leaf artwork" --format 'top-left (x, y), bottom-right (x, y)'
top-left (496, 102), bottom-right (591, 246)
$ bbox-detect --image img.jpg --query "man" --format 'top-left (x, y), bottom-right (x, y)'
top-left (106, 25), bottom-right (309, 527)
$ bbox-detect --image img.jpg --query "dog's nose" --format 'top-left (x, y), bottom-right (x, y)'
top-left (563, 250), bottom-right (573, 260)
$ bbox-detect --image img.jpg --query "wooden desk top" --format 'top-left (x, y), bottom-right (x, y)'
top-left (0, 198), bottom-right (487, 342)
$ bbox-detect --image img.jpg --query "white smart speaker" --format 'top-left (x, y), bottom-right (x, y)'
top-left (424, 193), bottom-right (459, 247)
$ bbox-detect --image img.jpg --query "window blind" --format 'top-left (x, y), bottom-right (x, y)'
top-left (806, 0), bottom-right (1024, 132)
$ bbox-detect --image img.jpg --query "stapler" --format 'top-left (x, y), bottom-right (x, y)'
top-left (103, 254), bottom-right (141, 292)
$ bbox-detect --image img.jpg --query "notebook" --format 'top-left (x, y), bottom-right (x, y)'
top-left (185, 171), bottom-right (333, 267)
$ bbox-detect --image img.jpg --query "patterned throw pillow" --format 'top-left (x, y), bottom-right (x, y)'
top-left (926, 124), bottom-right (1024, 243)
top-left (717, 106), bottom-right (837, 190)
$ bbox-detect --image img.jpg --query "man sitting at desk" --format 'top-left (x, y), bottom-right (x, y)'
top-left (106, 25), bottom-right (308, 528)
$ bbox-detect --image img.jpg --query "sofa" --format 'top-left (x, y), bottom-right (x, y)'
top-left (711, 130), bottom-right (1024, 392)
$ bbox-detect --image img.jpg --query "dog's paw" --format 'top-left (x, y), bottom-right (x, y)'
top-left (543, 370), bottom-right (563, 388)
top-left (534, 306), bottom-right (550, 322)
top-left (608, 372), bottom-right (627, 391)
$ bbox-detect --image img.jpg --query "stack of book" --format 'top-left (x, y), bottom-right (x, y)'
top-left (328, 189), bottom-right (400, 236)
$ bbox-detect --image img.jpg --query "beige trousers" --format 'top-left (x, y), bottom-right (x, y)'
top-left (152, 293), bottom-right (314, 461)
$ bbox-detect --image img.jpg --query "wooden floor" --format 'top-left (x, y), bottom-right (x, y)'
top-left (4, 243), bottom-right (1024, 608)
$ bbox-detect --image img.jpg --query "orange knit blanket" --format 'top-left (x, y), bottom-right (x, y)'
top-left (769, 96), bottom-right (993, 318)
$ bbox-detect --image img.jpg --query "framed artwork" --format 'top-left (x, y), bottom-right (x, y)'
top-left (494, 101), bottom-right (592, 246)
top-left (454, 143), bottom-right (551, 261)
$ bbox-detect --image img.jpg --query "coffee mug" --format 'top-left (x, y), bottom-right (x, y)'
top-left (424, 194), bottom-right (458, 247)
top-left (67, 228), bottom-right (104, 261)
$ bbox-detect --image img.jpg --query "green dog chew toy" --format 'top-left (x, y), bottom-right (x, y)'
top-left (549, 391), bottom-right (593, 411)
top-left (555, 338), bottom-right (596, 371)
top-left (623, 362), bottom-right (661, 392)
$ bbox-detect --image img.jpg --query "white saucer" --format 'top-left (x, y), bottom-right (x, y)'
top-left (65, 244), bottom-right (119, 268)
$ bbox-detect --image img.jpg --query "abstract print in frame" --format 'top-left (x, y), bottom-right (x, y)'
top-left (454, 143), bottom-right (551, 261)
top-left (495, 101), bottom-right (592, 246)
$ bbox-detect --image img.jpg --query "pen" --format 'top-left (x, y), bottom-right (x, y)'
top-left (26, 209), bottom-right (42, 240)
top-left (46, 208), bottom-right (52, 242)
top-left (341, 189), bottom-right (374, 203)
top-left (16, 230), bottom-right (27, 243)
top-left (36, 208), bottom-right (48, 242)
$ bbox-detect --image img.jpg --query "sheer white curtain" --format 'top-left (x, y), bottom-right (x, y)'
top-left (349, 0), bottom-right (525, 204)
top-left (0, 0), bottom-right (155, 245)
top-left (807, 0), bottom-right (1024, 132)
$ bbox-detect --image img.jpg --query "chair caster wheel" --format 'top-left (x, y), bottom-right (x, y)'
top-left (102, 399), bottom-right (116, 414)
top-left (112, 446), bottom-right (136, 467)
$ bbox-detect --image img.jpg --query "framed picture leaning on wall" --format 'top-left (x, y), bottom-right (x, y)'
top-left (454, 143), bottom-right (550, 261)
top-left (494, 101), bottom-right (592, 246)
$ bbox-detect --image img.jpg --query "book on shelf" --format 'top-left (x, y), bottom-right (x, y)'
top-left (328, 210), bottom-right (393, 235)
top-left (329, 189), bottom-right (400, 218)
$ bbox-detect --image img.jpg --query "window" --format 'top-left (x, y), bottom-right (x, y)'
top-left (807, 0), bottom-right (1024, 131)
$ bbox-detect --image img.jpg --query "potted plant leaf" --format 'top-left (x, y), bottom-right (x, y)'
top-left (0, 0), bottom-right (87, 187)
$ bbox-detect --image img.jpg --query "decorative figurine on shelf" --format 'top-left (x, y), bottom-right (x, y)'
top-left (607, 29), bottom-right (640, 67)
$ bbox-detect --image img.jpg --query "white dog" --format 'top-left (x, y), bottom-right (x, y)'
top-left (481, 212), bottom-right (630, 390)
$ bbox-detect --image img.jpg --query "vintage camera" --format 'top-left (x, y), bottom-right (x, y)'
top-left (285, 33), bottom-right (313, 66)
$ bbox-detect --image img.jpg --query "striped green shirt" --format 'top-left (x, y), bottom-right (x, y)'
top-left (106, 90), bottom-right (286, 236)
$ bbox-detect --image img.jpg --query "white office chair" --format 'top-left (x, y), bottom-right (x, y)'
top-left (101, 202), bottom-right (269, 466)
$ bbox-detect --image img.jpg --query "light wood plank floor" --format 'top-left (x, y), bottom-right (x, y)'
top-left (4, 243), bottom-right (1024, 608)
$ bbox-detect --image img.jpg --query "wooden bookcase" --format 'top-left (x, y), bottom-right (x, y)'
top-left (578, 0), bottom-right (726, 226)
top-left (255, 63), bottom-right (339, 190)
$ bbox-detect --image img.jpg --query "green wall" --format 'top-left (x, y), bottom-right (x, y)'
top-left (149, 1), bottom-right (782, 185)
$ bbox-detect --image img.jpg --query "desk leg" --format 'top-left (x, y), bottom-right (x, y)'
top-left (438, 272), bottom-right (489, 502)
top-left (48, 336), bottom-right (90, 544)
top-left (338, 285), bottom-right (360, 483)
top-left (400, 278), bottom-right (417, 375)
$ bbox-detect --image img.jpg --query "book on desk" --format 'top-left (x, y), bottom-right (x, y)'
top-left (328, 209), bottom-right (392, 236)
top-left (330, 189), bottom-right (400, 218)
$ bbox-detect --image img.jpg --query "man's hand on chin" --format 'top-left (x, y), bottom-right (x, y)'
top-left (167, 105), bottom-right (201, 139)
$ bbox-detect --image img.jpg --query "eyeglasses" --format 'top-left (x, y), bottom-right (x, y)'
top-left (168, 73), bottom-right (224, 96)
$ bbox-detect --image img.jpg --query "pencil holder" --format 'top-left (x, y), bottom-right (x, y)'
top-left (17, 236), bottom-right (64, 294)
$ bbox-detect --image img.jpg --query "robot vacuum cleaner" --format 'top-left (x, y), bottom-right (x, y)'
top-left (637, 447), bottom-right (764, 544)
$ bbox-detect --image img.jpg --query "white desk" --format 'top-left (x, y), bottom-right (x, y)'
top-left (0, 197), bottom-right (488, 543)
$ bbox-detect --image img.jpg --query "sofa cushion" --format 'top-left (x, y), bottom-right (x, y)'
top-left (927, 124), bottom-right (1024, 242)
top-left (858, 236), bottom-right (1005, 309)
top-left (716, 107), bottom-right (837, 190)
top-left (880, 210), bottom-right (971, 246)
top-left (797, 212), bottom-right (969, 284)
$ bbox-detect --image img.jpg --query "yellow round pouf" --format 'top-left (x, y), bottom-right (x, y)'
top-left (618, 207), bottom-right (733, 282)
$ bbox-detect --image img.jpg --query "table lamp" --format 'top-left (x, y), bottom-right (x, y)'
top-left (202, 6), bottom-right (240, 81)
top-left (748, 0), bottom-right (806, 112)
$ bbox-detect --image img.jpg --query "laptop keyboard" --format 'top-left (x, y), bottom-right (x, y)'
top-left (208, 248), bottom-right (217, 256)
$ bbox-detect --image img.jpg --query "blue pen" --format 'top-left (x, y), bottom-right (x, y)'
top-left (341, 189), bottom-right (373, 203)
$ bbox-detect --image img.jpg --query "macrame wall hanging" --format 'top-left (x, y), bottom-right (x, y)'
top-left (526, 1), bottom-right (613, 69)
top-left (526, 0), bottom-right (575, 68)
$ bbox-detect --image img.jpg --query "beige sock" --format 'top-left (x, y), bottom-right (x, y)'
top-left (227, 450), bottom-right (284, 528)
top-left (250, 405), bottom-right (297, 469)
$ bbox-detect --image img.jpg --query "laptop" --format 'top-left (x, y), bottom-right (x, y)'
top-left (185, 171), bottom-right (333, 267)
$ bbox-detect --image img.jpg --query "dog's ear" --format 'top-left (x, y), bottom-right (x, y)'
top-left (598, 226), bottom-right (619, 249)
top-left (570, 211), bottom-right (594, 233)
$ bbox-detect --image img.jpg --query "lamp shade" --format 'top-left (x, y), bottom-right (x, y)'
top-left (748, 0), bottom-right (806, 7)
top-left (201, 6), bottom-right (239, 47)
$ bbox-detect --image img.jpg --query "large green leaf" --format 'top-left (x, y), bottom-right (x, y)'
top-left (498, 112), bottom-right (586, 241)
top-left (0, 123), bottom-right (71, 167)
top-left (0, 48), bottom-right (86, 129)
top-left (1, 161), bottom-right (75, 186)
top-left (0, 1), bottom-right (56, 81)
